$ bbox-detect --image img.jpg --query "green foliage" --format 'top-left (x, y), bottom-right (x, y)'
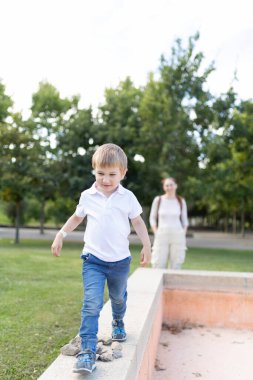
top-left (31, 81), bottom-right (79, 118)
top-left (97, 77), bottom-right (145, 199)
top-left (1, 32), bottom-right (253, 232)
top-left (98, 77), bottom-right (143, 145)
top-left (0, 114), bottom-right (41, 240)
top-left (0, 200), bottom-right (11, 225)
top-left (28, 82), bottom-right (87, 231)
top-left (0, 81), bottom-right (13, 122)
top-left (160, 33), bottom-right (214, 102)
top-left (46, 197), bottom-right (77, 226)
top-left (195, 90), bottom-right (253, 232)
top-left (5, 201), bottom-right (26, 225)
top-left (137, 34), bottom-right (213, 204)
top-left (56, 107), bottom-right (96, 199)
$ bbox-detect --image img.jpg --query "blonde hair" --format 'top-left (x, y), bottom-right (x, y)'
top-left (92, 143), bottom-right (128, 172)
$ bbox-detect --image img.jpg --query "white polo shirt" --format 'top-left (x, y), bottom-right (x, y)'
top-left (75, 183), bottom-right (142, 262)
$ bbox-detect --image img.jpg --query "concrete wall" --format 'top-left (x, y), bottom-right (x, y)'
top-left (38, 269), bottom-right (253, 380)
top-left (163, 270), bottom-right (253, 329)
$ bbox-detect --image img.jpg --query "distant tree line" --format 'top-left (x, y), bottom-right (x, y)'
top-left (1, 33), bottom-right (253, 242)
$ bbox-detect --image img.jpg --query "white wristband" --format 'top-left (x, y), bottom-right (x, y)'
top-left (59, 229), bottom-right (67, 238)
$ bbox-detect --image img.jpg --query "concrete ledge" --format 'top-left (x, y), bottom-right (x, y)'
top-left (163, 270), bottom-right (253, 292)
top-left (38, 268), bottom-right (164, 380)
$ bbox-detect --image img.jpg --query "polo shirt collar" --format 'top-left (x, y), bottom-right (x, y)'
top-left (87, 182), bottom-right (125, 195)
top-left (117, 184), bottom-right (125, 194)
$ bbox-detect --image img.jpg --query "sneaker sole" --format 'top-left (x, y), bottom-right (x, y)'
top-left (112, 337), bottom-right (126, 342)
top-left (73, 365), bottom-right (96, 374)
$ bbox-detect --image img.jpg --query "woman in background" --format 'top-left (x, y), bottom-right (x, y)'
top-left (149, 177), bottom-right (188, 269)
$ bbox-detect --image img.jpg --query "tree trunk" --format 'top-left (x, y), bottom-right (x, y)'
top-left (232, 211), bottom-right (237, 234)
top-left (240, 210), bottom-right (245, 237)
top-left (15, 201), bottom-right (20, 244)
top-left (224, 214), bottom-right (228, 233)
top-left (40, 202), bottom-right (45, 235)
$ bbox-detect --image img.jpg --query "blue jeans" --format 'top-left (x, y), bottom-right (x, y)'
top-left (79, 253), bottom-right (131, 353)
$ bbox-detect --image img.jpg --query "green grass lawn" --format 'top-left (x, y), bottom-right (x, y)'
top-left (0, 239), bottom-right (253, 379)
top-left (183, 246), bottom-right (253, 272)
top-left (0, 239), bottom-right (141, 380)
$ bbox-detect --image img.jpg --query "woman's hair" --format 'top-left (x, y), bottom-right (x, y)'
top-left (161, 177), bottom-right (177, 184)
top-left (92, 143), bottom-right (128, 172)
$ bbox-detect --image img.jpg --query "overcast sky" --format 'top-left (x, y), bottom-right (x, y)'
top-left (1, 0), bottom-right (252, 116)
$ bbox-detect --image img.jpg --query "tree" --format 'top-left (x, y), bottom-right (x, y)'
top-left (97, 77), bottom-right (146, 200)
top-left (138, 33), bottom-right (214, 208)
top-left (0, 80), bottom-right (12, 122)
top-left (229, 100), bottom-right (253, 234)
top-left (0, 114), bottom-right (38, 242)
top-left (196, 90), bottom-right (253, 233)
top-left (30, 81), bottom-right (80, 232)
top-left (56, 106), bottom-right (96, 201)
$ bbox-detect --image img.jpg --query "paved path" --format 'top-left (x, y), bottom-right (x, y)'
top-left (1, 227), bottom-right (253, 250)
top-left (187, 231), bottom-right (253, 250)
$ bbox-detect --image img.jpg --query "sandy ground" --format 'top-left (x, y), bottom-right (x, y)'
top-left (152, 326), bottom-right (253, 380)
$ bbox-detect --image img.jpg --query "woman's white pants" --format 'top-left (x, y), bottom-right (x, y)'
top-left (151, 227), bottom-right (187, 269)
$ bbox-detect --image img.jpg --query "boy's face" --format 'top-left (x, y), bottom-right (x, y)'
top-left (94, 165), bottom-right (127, 196)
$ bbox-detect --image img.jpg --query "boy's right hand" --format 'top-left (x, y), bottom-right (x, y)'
top-left (51, 233), bottom-right (63, 257)
top-left (140, 246), bottom-right (151, 267)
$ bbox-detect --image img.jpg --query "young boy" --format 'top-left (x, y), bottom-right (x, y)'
top-left (51, 143), bottom-right (151, 374)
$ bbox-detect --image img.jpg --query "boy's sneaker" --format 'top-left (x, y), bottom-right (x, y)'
top-left (73, 349), bottom-right (96, 374)
top-left (112, 319), bottom-right (126, 342)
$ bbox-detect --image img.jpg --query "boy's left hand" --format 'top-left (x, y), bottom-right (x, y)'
top-left (140, 246), bottom-right (151, 267)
